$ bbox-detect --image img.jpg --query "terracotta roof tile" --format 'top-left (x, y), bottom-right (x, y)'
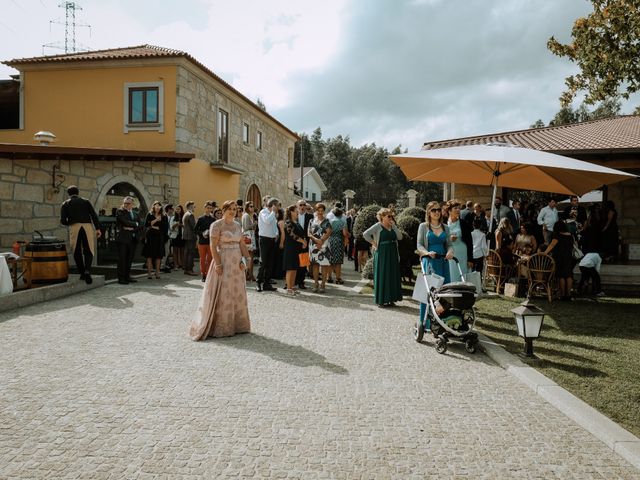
top-left (3, 45), bottom-right (299, 140)
top-left (423, 116), bottom-right (640, 153)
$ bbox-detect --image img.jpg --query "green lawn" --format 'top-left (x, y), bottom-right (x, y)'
top-left (473, 295), bottom-right (640, 438)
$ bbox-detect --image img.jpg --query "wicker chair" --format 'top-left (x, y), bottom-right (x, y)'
top-left (526, 253), bottom-right (556, 302)
top-left (485, 249), bottom-right (514, 294)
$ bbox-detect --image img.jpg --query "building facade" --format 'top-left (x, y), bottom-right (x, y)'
top-left (0, 45), bottom-right (298, 216)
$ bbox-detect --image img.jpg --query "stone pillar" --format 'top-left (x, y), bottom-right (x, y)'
top-left (344, 190), bottom-right (355, 211)
top-left (406, 189), bottom-right (418, 207)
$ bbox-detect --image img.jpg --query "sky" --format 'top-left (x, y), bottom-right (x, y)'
top-left (1, 0), bottom-right (636, 150)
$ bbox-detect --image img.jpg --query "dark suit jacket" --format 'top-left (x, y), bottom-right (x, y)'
top-left (116, 208), bottom-right (140, 243)
top-left (459, 218), bottom-right (474, 263)
top-left (60, 195), bottom-right (100, 227)
top-left (298, 212), bottom-right (312, 240)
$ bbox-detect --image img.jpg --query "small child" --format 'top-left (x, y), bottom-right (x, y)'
top-left (471, 218), bottom-right (489, 273)
top-left (578, 252), bottom-right (604, 296)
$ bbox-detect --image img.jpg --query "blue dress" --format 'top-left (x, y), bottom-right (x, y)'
top-left (419, 229), bottom-right (451, 327)
top-left (448, 220), bottom-right (468, 282)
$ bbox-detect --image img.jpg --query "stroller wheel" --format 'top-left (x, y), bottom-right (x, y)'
top-left (465, 339), bottom-right (477, 354)
top-left (435, 338), bottom-right (447, 354)
top-left (414, 321), bottom-right (425, 342)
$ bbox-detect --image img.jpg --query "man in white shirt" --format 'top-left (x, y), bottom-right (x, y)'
top-left (578, 252), bottom-right (604, 296)
top-left (537, 198), bottom-right (558, 244)
top-left (256, 196), bottom-right (280, 292)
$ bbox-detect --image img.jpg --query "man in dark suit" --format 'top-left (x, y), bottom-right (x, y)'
top-left (562, 195), bottom-right (587, 224)
top-left (60, 185), bottom-right (102, 284)
top-left (115, 196), bottom-right (141, 285)
top-left (295, 199), bottom-right (313, 290)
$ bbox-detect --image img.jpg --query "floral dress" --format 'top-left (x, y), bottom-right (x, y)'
top-left (309, 218), bottom-right (331, 266)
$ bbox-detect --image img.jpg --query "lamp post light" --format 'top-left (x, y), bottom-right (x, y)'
top-left (510, 298), bottom-right (546, 358)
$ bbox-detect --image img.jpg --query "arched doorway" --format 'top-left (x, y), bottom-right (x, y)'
top-left (246, 183), bottom-right (262, 209)
top-left (97, 182), bottom-right (148, 264)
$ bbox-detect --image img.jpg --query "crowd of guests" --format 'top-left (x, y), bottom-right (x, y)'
top-left (410, 195), bottom-right (618, 302)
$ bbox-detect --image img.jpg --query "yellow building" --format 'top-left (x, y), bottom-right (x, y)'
top-left (0, 45), bottom-right (299, 213)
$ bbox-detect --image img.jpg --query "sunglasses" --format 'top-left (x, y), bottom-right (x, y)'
top-left (430, 208), bottom-right (442, 212)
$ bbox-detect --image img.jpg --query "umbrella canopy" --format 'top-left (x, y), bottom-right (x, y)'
top-left (390, 143), bottom-right (636, 197)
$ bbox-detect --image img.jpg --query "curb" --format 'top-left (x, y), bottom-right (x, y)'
top-left (0, 275), bottom-right (105, 314)
top-left (478, 333), bottom-right (640, 471)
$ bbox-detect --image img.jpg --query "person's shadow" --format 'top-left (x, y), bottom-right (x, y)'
top-left (216, 333), bottom-right (348, 375)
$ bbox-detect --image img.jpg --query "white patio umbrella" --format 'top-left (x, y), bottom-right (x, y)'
top-left (390, 142), bottom-right (636, 226)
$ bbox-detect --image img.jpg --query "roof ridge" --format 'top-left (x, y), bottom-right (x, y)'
top-left (424, 114), bottom-right (640, 146)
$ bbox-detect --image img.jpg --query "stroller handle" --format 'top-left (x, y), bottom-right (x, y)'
top-left (424, 253), bottom-right (459, 263)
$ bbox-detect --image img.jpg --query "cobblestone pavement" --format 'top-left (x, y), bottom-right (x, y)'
top-left (1, 268), bottom-right (638, 479)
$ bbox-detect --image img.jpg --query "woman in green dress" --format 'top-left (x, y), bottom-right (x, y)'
top-left (363, 208), bottom-right (403, 307)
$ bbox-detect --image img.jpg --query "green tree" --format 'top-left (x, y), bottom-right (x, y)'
top-left (256, 98), bottom-right (267, 111)
top-left (530, 119), bottom-right (546, 129)
top-left (548, 0), bottom-right (640, 106)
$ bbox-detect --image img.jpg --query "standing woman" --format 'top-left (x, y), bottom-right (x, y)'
top-left (308, 202), bottom-right (333, 293)
top-left (142, 201), bottom-right (168, 279)
top-left (241, 202), bottom-right (257, 281)
top-left (170, 205), bottom-right (185, 270)
top-left (495, 217), bottom-right (516, 267)
top-left (273, 207), bottom-right (286, 282)
top-left (190, 200), bottom-right (251, 339)
top-left (446, 199), bottom-right (473, 282)
top-left (363, 208), bottom-right (403, 308)
top-left (544, 220), bottom-right (574, 300)
top-left (601, 200), bottom-right (619, 262)
top-left (282, 205), bottom-right (307, 296)
top-left (417, 202), bottom-right (453, 327)
top-left (327, 205), bottom-right (350, 284)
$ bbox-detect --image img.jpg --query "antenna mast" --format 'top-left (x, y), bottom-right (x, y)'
top-left (43, 1), bottom-right (91, 54)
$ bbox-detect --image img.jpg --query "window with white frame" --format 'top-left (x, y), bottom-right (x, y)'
top-left (123, 81), bottom-right (164, 133)
top-left (218, 109), bottom-right (229, 163)
top-left (256, 130), bottom-right (263, 151)
top-left (242, 122), bottom-right (250, 145)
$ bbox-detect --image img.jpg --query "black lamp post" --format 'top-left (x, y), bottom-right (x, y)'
top-left (510, 298), bottom-right (546, 358)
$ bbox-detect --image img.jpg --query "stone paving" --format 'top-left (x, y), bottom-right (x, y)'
top-left (0, 268), bottom-right (638, 479)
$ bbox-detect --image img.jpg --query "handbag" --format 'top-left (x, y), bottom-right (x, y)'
top-left (298, 251), bottom-right (310, 267)
top-left (243, 234), bottom-right (252, 244)
top-left (464, 270), bottom-right (483, 294)
top-left (412, 271), bottom-right (444, 304)
top-left (572, 240), bottom-right (584, 260)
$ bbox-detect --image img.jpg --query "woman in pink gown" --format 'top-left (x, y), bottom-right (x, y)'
top-left (190, 200), bottom-right (251, 340)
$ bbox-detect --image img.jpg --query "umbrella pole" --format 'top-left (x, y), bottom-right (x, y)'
top-left (489, 171), bottom-right (499, 234)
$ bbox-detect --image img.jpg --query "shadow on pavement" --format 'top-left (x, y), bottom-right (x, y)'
top-left (218, 333), bottom-right (349, 375)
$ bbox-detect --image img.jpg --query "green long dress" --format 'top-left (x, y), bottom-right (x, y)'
top-left (373, 227), bottom-right (403, 305)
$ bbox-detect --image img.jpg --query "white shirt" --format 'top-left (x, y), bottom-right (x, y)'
top-left (326, 211), bottom-right (336, 221)
top-left (298, 212), bottom-right (306, 228)
top-left (258, 207), bottom-right (278, 238)
top-left (537, 206), bottom-right (558, 231)
top-left (579, 252), bottom-right (602, 272)
top-left (471, 229), bottom-right (488, 259)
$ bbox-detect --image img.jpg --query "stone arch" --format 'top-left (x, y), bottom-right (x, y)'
top-left (94, 174), bottom-right (152, 216)
top-left (245, 183), bottom-right (262, 209)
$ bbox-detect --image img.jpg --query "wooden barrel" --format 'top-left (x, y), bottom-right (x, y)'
top-left (24, 241), bottom-right (69, 285)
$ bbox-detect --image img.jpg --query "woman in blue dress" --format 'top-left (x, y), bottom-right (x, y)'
top-left (446, 199), bottom-right (474, 282)
top-left (416, 201), bottom-right (453, 328)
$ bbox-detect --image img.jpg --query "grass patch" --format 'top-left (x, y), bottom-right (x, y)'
top-left (474, 295), bottom-right (640, 437)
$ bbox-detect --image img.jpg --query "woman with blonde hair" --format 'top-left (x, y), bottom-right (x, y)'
top-left (190, 200), bottom-right (251, 340)
top-left (446, 199), bottom-right (473, 282)
top-left (495, 217), bottom-right (516, 266)
top-left (417, 201), bottom-right (454, 327)
top-left (308, 202), bottom-right (333, 293)
top-left (363, 207), bottom-right (403, 307)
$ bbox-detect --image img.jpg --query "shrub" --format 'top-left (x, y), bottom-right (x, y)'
top-left (353, 204), bottom-right (382, 238)
top-left (361, 257), bottom-right (374, 280)
top-left (396, 215), bottom-right (420, 242)
top-left (398, 206), bottom-right (426, 221)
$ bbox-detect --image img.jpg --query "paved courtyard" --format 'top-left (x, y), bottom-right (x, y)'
top-left (0, 270), bottom-right (638, 479)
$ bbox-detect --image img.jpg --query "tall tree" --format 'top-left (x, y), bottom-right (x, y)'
top-left (548, 0), bottom-right (640, 106)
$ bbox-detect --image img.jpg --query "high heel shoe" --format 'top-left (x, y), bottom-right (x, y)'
top-left (155, 272), bottom-right (161, 279)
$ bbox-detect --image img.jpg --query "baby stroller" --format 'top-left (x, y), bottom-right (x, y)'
top-left (413, 255), bottom-right (479, 354)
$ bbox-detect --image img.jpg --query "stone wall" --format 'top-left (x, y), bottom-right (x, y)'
top-left (0, 156), bottom-right (180, 254)
top-left (175, 66), bottom-right (297, 204)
